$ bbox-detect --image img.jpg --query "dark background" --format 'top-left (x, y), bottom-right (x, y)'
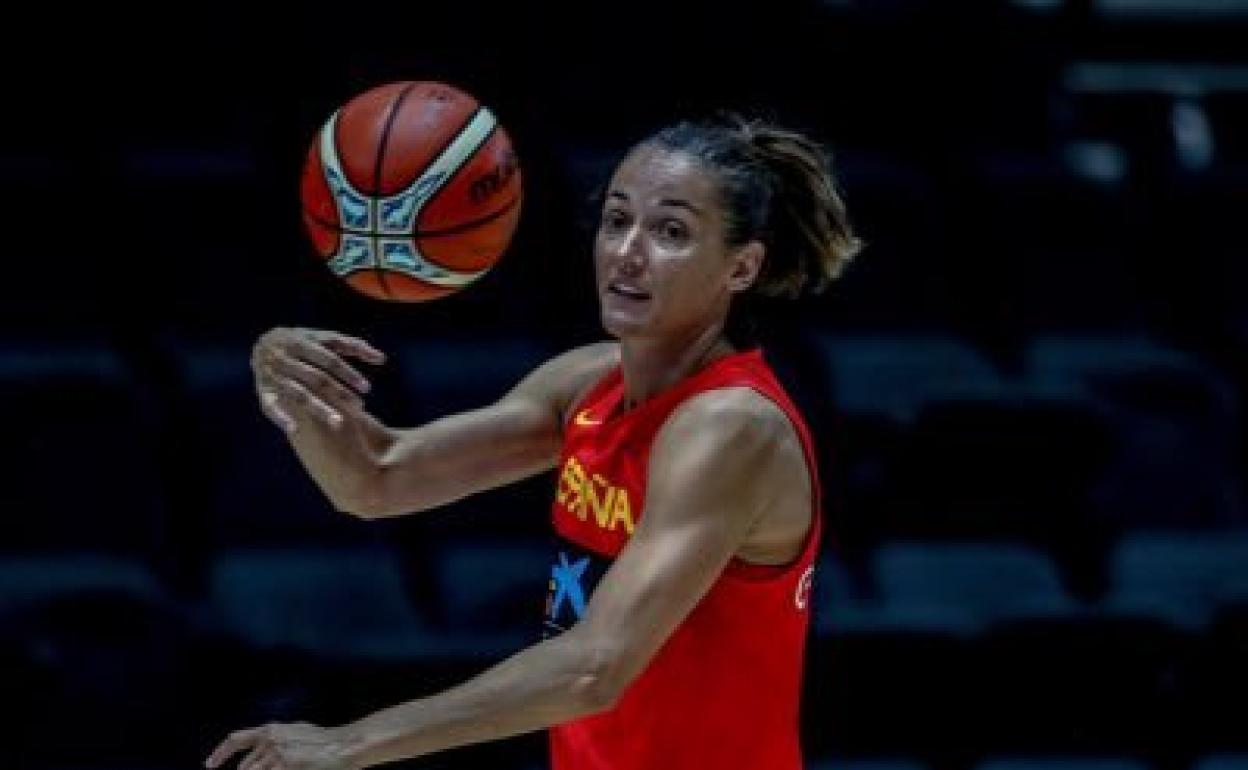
top-left (2, 1), bottom-right (1246, 768)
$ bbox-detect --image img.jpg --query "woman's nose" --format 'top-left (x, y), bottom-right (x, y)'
top-left (612, 225), bottom-right (645, 274)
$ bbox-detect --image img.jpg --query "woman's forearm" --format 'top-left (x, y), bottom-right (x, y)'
top-left (339, 630), bottom-right (614, 767)
top-left (285, 406), bottom-right (396, 514)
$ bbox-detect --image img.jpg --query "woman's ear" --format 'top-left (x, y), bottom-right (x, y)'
top-left (727, 240), bottom-right (765, 293)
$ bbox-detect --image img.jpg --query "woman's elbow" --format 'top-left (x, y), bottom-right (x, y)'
top-left (568, 637), bottom-right (631, 714)
top-left (570, 672), bottom-right (618, 715)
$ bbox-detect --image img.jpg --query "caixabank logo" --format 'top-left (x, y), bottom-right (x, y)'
top-left (543, 541), bottom-right (610, 638)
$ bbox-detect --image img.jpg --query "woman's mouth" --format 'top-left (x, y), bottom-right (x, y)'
top-left (608, 282), bottom-right (651, 301)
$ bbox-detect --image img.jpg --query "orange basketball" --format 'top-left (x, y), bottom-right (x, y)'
top-left (300, 81), bottom-right (522, 301)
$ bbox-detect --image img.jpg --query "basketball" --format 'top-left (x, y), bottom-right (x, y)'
top-left (299, 81), bottom-right (522, 301)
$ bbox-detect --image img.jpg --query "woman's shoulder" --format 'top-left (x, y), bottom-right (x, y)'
top-left (552, 341), bottom-right (621, 391)
top-left (528, 341), bottom-right (620, 425)
top-left (666, 385), bottom-right (796, 442)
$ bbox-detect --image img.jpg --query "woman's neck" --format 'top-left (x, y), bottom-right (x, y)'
top-left (616, 321), bottom-right (737, 411)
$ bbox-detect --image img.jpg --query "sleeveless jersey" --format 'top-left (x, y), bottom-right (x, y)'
top-left (543, 347), bottom-right (823, 770)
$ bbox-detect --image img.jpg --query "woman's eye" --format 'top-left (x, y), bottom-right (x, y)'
top-left (659, 219), bottom-right (689, 242)
top-left (602, 210), bottom-right (628, 230)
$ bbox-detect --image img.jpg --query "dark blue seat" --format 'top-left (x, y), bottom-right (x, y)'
top-left (811, 334), bottom-right (1002, 423)
top-left (1102, 531), bottom-right (1248, 630)
top-left (1024, 336), bottom-right (1219, 396)
top-left (432, 537), bottom-right (550, 650)
top-left (1192, 756), bottom-right (1248, 770)
top-left (867, 541), bottom-right (1080, 636)
top-left (810, 548), bottom-right (866, 637)
top-left (206, 545), bottom-right (433, 663)
top-left (0, 556), bottom-right (167, 618)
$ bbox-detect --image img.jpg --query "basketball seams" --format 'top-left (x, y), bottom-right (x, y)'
top-left (377, 107), bottom-right (497, 234)
top-left (410, 115), bottom-right (499, 230)
top-left (320, 114), bottom-right (382, 284)
top-left (370, 106), bottom-right (499, 282)
top-left (418, 194), bottom-right (517, 238)
top-left (409, 118), bottom-right (498, 231)
top-left (301, 193), bottom-right (519, 239)
top-left (386, 102), bottom-right (487, 201)
top-left (370, 82), bottom-right (420, 299)
top-left (320, 112), bottom-right (370, 231)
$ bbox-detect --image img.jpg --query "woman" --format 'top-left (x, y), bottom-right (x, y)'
top-left (206, 114), bottom-right (860, 770)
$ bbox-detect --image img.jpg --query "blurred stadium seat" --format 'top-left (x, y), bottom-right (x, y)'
top-left (206, 544), bottom-right (432, 662)
top-left (811, 334), bottom-right (1003, 422)
top-left (866, 541), bottom-right (1081, 635)
top-left (430, 536), bottom-right (549, 649)
top-left (1102, 531), bottom-right (1248, 630)
top-left (1023, 336), bottom-right (1232, 401)
top-left (810, 547), bottom-right (867, 637)
top-left (0, 556), bottom-right (166, 618)
top-left (1193, 757), bottom-right (1248, 770)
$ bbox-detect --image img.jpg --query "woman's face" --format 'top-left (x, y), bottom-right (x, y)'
top-left (594, 144), bottom-right (761, 341)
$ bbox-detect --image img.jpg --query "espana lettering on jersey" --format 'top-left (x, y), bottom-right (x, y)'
top-left (556, 456), bottom-right (636, 534)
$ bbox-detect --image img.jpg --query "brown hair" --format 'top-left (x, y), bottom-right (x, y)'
top-left (645, 113), bottom-right (862, 299)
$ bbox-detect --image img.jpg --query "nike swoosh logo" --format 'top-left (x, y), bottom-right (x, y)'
top-left (574, 409), bottom-right (602, 427)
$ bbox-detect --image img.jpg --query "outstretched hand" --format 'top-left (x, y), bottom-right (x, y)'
top-left (205, 722), bottom-right (359, 770)
top-left (251, 327), bottom-right (387, 434)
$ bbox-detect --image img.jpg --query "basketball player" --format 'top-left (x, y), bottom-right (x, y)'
top-left (206, 114), bottom-right (860, 770)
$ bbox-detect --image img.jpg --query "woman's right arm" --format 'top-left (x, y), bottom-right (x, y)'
top-left (252, 327), bottom-right (616, 520)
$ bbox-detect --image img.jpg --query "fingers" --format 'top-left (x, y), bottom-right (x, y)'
top-left (252, 327), bottom-right (376, 395)
top-left (287, 335), bottom-right (373, 395)
top-left (205, 726), bottom-right (261, 768)
top-left (250, 326), bottom-right (384, 436)
top-left (268, 349), bottom-right (364, 410)
top-left (259, 389), bottom-right (297, 435)
top-left (239, 745), bottom-right (279, 770)
top-left (269, 372), bottom-right (343, 430)
top-left (318, 331), bottom-right (387, 366)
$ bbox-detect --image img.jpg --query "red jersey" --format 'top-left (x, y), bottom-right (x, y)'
top-left (543, 347), bottom-right (823, 770)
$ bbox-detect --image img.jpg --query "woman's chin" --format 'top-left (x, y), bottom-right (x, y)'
top-left (601, 308), bottom-right (653, 338)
